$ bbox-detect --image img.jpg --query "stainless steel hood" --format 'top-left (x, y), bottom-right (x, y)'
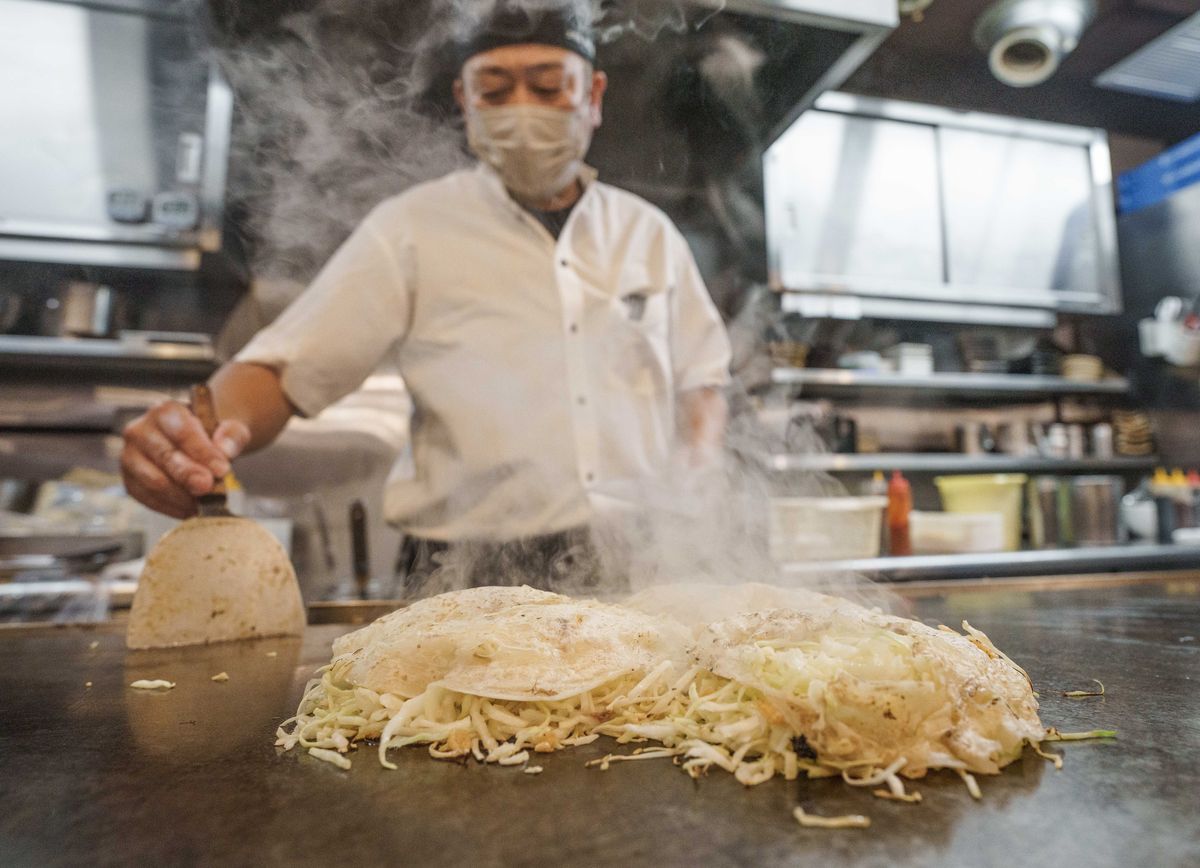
top-left (588, 0), bottom-right (897, 194)
top-left (576, 0), bottom-right (897, 307)
top-left (0, 0), bottom-right (231, 271)
top-left (719, 0), bottom-right (898, 31)
top-left (765, 92), bottom-right (1123, 323)
top-left (702, 0), bottom-right (899, 138)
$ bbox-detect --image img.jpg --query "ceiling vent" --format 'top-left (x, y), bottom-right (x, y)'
top-left (1094, 12), bottom-right (1200, 102)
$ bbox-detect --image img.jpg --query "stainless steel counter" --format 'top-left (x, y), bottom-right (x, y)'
top-left (1, 574), bottom-right (1197, 867)
top-left (783, 542), bottom-right (1200, 581)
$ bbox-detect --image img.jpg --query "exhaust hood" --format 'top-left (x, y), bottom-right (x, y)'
top-left (0, 0), bottom-right (231, 271)
top-left (765, 92), bottom-right (1122, 322)
top-left (589, 0), bottom-right (897, 188)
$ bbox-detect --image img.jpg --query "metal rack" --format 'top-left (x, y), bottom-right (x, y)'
top-left (762, 453), bottom-right (1157, 474)
top-left (0, 334), bottom-right (216, 379)
top-left (770, 368), bottom-right (1131, 399)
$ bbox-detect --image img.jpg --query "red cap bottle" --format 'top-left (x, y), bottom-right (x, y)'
top-left (887, 470), bottom-right (913, 557)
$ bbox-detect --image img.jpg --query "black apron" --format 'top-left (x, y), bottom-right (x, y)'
top-left (395, 526), bottom-right (619, 599)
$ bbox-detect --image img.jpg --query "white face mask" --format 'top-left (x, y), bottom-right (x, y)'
top-left (466, 104), bottom-right (593, 204)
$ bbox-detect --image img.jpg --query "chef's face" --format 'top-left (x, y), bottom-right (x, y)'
top-left (454, 43), bottom-right (606, 128)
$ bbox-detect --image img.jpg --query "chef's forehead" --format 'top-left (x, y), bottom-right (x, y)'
top-left (461, 43), bottom-right (591, 77)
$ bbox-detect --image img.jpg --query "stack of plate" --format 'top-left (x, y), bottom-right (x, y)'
top-left (884, 343), bottom-right (934, 375)
top-left (1062, 354), bottom-right (1104, 382)
top-left (1113, 410), bottom-right (1155, 456)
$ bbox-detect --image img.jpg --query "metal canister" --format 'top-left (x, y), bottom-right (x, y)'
top-left (997, 422), bottom-right (1033, 456)
top-left (1029, 476), bottom-right (1069, 549)
top-left (1091, 423), bottom-right (1114, 459)
top-left (1066, 424), bottom-right (1087, 460)
top-left (955, 421), bottom-right (986, 455)
top-left (832, 415), bottom-right (858, 454)
top-left (1156, 495), bottom-right (1177, 544)
top-left (1043, 423), bottom-right (1069, 459)
top-left (1070, 476), bottom-right (1123, 546)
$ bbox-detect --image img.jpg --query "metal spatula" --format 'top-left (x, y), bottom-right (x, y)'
top-left (126, 385), bottom-right (305, 649)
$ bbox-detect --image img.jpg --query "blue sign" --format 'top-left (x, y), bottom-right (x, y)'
top-left (1118, 130), bottom-right (1200, 215)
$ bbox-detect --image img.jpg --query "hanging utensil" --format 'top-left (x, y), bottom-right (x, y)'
top-left (350, 499), bottom-right (370, 601)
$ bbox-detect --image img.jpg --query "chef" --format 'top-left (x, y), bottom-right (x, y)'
top-left (119, 1), bottom-right (732, 592)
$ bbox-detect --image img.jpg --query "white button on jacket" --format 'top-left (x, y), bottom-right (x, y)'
top-left (238, 164), bottom-right (732, 542)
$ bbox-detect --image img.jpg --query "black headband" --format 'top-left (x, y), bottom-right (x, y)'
top-left (457, 2), bottom-right (596, 68)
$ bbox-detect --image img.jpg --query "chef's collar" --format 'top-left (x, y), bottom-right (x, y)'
top-left (474, 160), bottom-right (598, 210)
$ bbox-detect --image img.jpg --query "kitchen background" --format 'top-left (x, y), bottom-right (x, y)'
top-left (3, 0), bottom-right (1200, 618)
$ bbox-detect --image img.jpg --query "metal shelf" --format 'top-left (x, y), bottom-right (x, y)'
top-left (0, 334), bottom-right (214, 363)
top-left (763, 453), bottom-right (1158, 474)
top-left (0, 432), bottom-right (122, 480)
top-left (770, 368), bottom-right (1130, 399)
top-left (0, 333), bottom-right (216, 380)
top-left (780, 542), bottom-right (1200, 582)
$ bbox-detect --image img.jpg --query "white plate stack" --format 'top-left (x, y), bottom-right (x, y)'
top-left (884, 343), bottom-right (934, 376)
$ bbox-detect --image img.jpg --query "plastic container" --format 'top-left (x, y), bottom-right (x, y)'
top-left (1166, 325), bottom-right (1200, 367)
top-left (934, 474), bottom-right (1028, 552)
top-left (910, 511), bottom-right (1006, 554)
top-left (1138, 318), bottom-right (1164, 357)
top-left (1120, 488), bottom-right (1157, 539)
top-left (768, 496), bottom-right (887, 562)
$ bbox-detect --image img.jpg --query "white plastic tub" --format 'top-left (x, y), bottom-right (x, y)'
top-left (910, 510), bottom-right (1006, 554)
top-left (768, 496), bottom-right (886, 563)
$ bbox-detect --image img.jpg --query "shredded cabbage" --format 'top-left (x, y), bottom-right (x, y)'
top-left (1063, 680), bottom-right (1105, 698)
top-left (278, 654), bottom-right (958, 792)
top-left (130, 679), bottom-right (175, 690)
top-left (308, 747), bottom-right (351, 769)
top-left (793, 807), bottom-right (870, 829)
top-left (276, 617), bottom-right (1109, 818)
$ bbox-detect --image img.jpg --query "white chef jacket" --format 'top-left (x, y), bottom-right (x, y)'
top-left (237, 163), bottom-right (732, 541)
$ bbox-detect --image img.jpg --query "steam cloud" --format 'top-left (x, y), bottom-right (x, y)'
top-left (196, 0), bottom-right (876, 607)
top-left (204, 0), bottom-right (716, 280)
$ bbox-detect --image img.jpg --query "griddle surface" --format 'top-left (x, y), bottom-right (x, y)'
top-left (1, 576), bottom-right (1198, 867)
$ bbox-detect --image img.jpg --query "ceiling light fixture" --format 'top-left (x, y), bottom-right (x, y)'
top-left (973, 0), bottom-right (1097, 88)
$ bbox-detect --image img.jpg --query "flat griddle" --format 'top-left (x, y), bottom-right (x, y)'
top-left (1, 575), bottom-right (1197, 867)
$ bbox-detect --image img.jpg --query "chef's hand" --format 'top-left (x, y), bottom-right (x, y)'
top-left (120, 401), bottom-right (250, 519)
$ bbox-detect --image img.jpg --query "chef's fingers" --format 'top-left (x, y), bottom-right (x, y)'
top-left (123, 410), bottom-right (216, 497)
top-left (124, 475), bottom-right (195, 521)
top-left (152, 401), bottom-right (231, 478)
top-left (120, 446), bottom-right (196, 519)
top-left (120, 438), bottom-right (196, 512)
top-left (211, 419), bottom-right (251, 461)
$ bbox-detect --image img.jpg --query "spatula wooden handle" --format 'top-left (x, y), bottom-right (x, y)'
top-left (190, 384), bottom-right (219, 438)
top-left (189, 383), bottom-right (228, 502)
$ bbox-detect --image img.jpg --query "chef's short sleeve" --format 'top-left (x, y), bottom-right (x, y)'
top-left (669, 233), bottom-right (732, 394)
top-left (235, 210), bottom-right (411, 417)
